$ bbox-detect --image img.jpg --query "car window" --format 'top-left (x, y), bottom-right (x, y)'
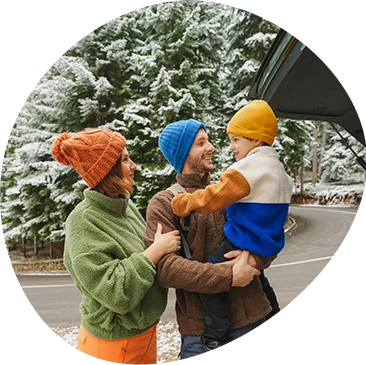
top-left (258, 32), bottom-right (294, 93)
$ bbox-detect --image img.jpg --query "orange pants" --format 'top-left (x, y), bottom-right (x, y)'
top-left (77, 325), bottom-right (157, 364)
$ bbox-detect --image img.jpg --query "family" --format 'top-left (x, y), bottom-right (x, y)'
top-left (51, 100), bottom-right (293, 363)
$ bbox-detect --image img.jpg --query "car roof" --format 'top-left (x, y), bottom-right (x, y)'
top-left (250, 29), bottom-right (365, 146)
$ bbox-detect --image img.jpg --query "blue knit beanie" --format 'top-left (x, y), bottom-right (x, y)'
top-left (159, 119), bottom-right (206, 173)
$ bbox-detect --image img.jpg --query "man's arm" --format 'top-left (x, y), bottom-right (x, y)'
top-left (145, 191), bottom-right (233, 294)
top-left (251, 254), bottom-right (276, 271)
top-left (171, 169), bottom-right (250, 217)
top-left (225, 250), bottom-right (276, 271)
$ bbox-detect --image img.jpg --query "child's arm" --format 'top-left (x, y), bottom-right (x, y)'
top-left (172, 169), bottom-right (250, 216)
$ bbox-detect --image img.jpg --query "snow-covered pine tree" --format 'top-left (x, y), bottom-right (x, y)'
top-left (221, 7), bottom-right (279, 115)
top-left (0, 2), bottom-right (284, 249)
top-left (63, 2), bottom-right (227, 211)
top-left (321, 126), bottom-right (366, 183)
top-left (274, 119), bottom-right (313, 190)
top-left (0, 56), bottom-right (114, 250)
top-left (208, 6), bottom-right (279, 175)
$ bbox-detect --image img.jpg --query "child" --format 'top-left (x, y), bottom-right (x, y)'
top-left (171, 100), bottom-right (293, 351)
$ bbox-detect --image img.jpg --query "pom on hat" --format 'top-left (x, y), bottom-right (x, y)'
top-left (51, 132), bottom-right (72, 166)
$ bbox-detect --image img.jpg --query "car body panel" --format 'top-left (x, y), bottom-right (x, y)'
top-left (250, 30), bottom-right (365, 146)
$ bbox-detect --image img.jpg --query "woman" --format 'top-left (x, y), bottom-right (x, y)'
top-left (51, 128), bottom-right (181, 364)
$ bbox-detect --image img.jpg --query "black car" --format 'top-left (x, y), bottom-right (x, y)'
top-left (250, 22), bottom-right (366, 365)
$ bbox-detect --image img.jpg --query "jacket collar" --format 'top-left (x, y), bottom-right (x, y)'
top-left (83, 188), bottom-right (129, 216)
top-left (247, 145), bottom-right (277, 158)
top-left (176, 172), bottom-right (211, 189)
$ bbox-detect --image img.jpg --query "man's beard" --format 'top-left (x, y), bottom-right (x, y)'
top-left (185, 154), bottom-right (214, 173)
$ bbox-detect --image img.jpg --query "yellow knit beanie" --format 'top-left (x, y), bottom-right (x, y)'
top-left (227, 100), bottom-right (278, 146)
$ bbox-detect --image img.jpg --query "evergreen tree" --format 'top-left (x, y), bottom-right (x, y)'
top-left (221, 7), bottom-right (279, 114)
top-left (1, 1), bottom-right (230, 246)
top-left (2, 1), bottom-right (362, 253)
top-left (211, 5), bottom-right (279, 163)
top-left (321, 127), bottom-right (366, 183)
top-left (274, 119), bottom-right (313, 185)
top-left (1, 56), bottom-right (104, 250)
top-left (64, 1), bottom-right (231, 211)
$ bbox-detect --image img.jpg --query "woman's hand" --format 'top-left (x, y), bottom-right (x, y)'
top-left (143, 223), bottom-right (181, 264)
top-left (153, 223), bottom-right (181, 255)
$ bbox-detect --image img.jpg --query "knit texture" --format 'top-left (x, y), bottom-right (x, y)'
top-left (145, 173), bottom-right (273, 336)
top-left (51, 129), bottom-right (126, 188)
top-left (159, 119), bottom-right (206, 173)
top-left (227, 100), bottom-right (278, 145)
top-left (64, 189), bottom-right (168, 340)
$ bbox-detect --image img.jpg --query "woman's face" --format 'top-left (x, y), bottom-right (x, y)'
top-left (121, 147), bottom-right (137, 188)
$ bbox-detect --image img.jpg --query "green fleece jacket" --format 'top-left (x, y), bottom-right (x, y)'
top-left (64, 189), bottom-right (167, 340)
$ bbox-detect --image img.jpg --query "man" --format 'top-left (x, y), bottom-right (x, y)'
top-left (144, 119), bottom-right (273, 359)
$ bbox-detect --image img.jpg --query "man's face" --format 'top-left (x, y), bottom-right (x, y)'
top-left (182, 128), bottom-right (215, 174)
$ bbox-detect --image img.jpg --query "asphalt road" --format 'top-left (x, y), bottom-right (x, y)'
top-left (17, 205), bottom-right (357, 327)
top-left (265, 205), bottom-right (357, 307)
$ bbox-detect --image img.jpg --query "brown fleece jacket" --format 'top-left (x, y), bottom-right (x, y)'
top-left (145, 173), bottom-right (273, 336)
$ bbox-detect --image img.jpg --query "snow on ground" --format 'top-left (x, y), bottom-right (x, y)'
top-left (156, 322), bottom-right (181, 363)
top-left (51, 321), bottom-right (181, 363)
top-left (303, 182), bottom-right (364, 197)
top-left (293, 182), bottom-right (364, 206)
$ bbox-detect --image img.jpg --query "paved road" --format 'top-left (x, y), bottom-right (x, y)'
top-left (17, 205), bottom-right (357, 327)
top-left (266, 205), bottom-right (357, 307)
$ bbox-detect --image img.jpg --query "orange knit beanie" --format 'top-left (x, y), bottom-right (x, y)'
top-left (51, 129), bottom-right (126, 188)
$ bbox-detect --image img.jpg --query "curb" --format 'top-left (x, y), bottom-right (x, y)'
top-left (284, 215), bottom-right (297, 234)
top-left (14, 215), bottom-right (298, 277)
top-left (15, 271), bottom-right (70, 277)
top-left (11, 258), bottom-right (69, 277)
top-left (11, 258), bottom-right (63, 265)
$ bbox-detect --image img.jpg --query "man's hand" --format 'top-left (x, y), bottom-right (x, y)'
top-left (222, 250), bottom-right (257, 268)
top-left (216, 250), bottom-right (242, 268)
top-left (229, 251), bottom-right (260, 287)
top-left (248, 253), bottom-right (257, 268)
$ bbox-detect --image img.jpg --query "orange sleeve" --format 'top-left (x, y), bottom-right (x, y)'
top-left (171, 169), bottom-right (251, 216)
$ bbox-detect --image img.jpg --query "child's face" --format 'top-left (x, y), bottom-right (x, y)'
top-left (228, 134), bottom-right (260, 161)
